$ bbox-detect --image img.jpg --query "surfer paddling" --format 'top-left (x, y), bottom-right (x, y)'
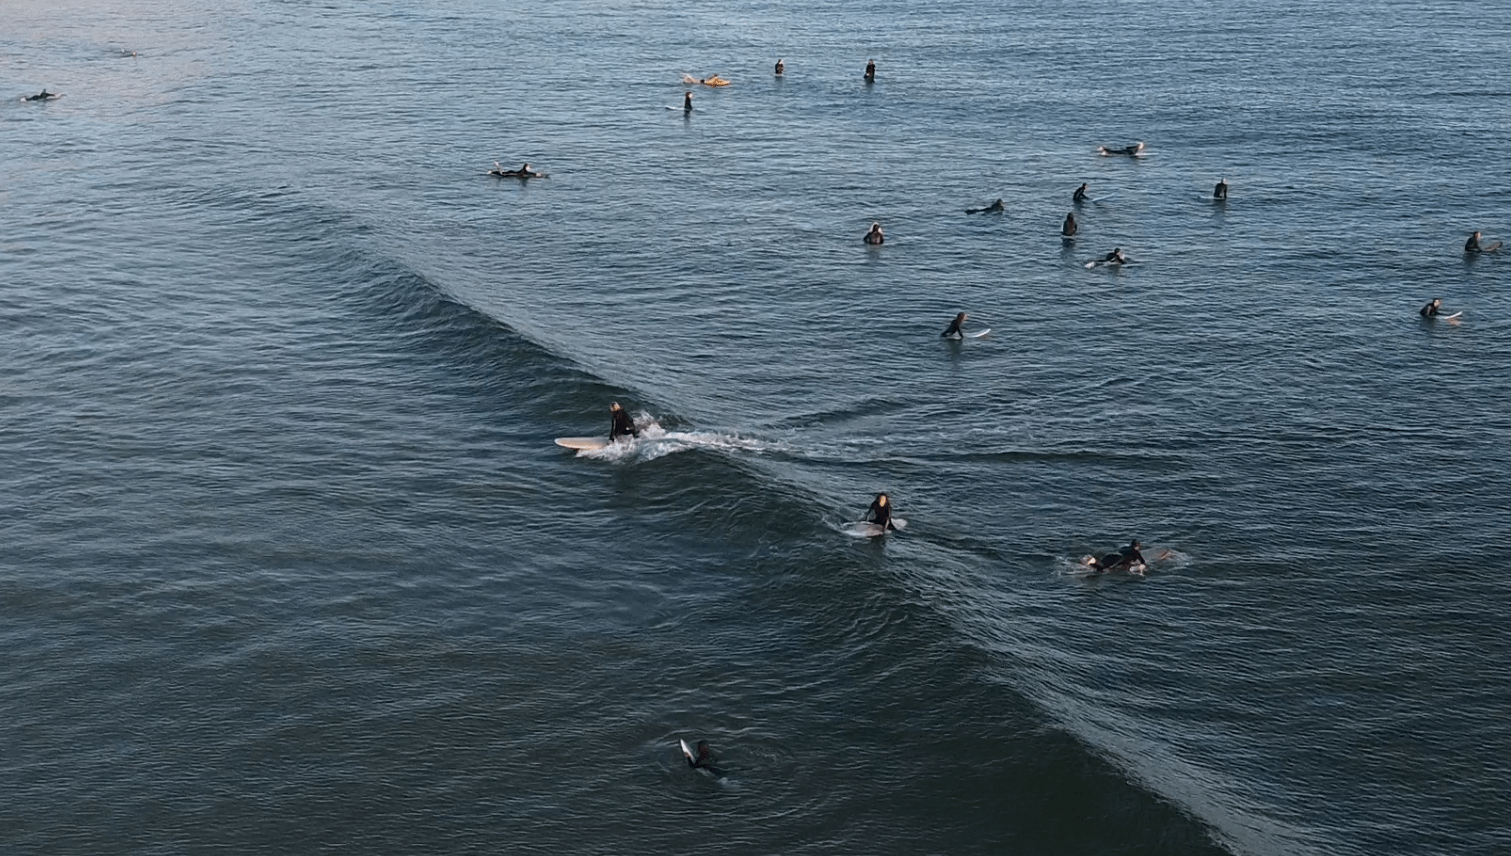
top-left (609, 401), bottom-right (638, 442)
top-left (866, 493), bottom-right (898, 532)
top-left (1085, 539), bottom-right (1146, 573)
top-left (23, 89), bottom-right (59, 102)
top-left (1098, 141), bottom-right (1144, 157)
top-left (864, 222), bottom-right (885, 245)
top-left (967, 198), bottom-right (1005, 214)
top-left (490, 162), bottom-right (544, 179)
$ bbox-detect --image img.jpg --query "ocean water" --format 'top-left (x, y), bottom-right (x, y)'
top-left (3, 1), bottom-right (1509, 854)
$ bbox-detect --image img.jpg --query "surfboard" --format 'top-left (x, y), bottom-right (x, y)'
top-left (1485, 242), bottom-right (1503, 253)
top-left (845, 517), bottom-right (907, 537)
top-left (1441, 311), bottom-right (1462, 320)
top-left (968, 328), bottom-right (991, 338)
top-left (555, 437), bottom-right (610, 451)
top-left (680, 739), bottom-right (695, 763)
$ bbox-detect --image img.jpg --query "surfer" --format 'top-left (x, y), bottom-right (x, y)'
top-left (774, 58), bottom-right (784, 75)
top-left (1099, 142), bottom-right (1144, 157)
top-left (966, 198), bottom-right (1005, 214)
top-left (864, 59), bottom-right (875, 81)
top-left (866, 493), bottom-right (898, 532)
top-left (1073, 182), bottom-right (1088, 203)
top-left (1213, 178), bottom-right (1228, 200)
top-left (1062, 212), bottom-right (1077, 237)
top-left (1088, 539), bottom-right (1145, 572)
top-left (683, 90), bottom-right (693, 112)
top-left (1419, 297), bottom-right (1443, 318)
top-left (1100, 248), bottom-right (1128, 265)
top-left (609, 402), bottom-right (638, 442)
top-left (689, 740), bottom-right (717, 769)
top-left (864, 222), bottom-right (884, 245)
top-left (1463, 230), bottom-right (1500, 253)
top-left (491, 162), bottom-right (542, 178)
top-left (24, 89), bottom-right (58, 101)
top-left (942, 312), bottom-right (969, 339)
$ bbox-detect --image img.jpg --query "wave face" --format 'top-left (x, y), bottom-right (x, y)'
top-left (3, 1), bottom-right (1510, 854)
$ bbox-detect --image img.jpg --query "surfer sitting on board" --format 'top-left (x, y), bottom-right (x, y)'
top-left (967, 198), bottom-right (1005, 214)
top-left (688, 740), bottom-right (719, 771)
top-left (866, 493), bottom-right (898, 532)
top-left (1213, 178), bottom-right (1228, 200)
top-left (942, 312), bottom-right (969, 339)
top-left (1073, 182), bottom-right (1089, 203)
top-left (1062, 212), bottom-right (1077, 236)
top-left (683, 91), bottom-right (693, 111)
top-left (1419, 298), bottom-right (1444, 318)
top-left (864, 59), bottom-right (876, 81)
top-left (1464, 230), bottom-right (1500, 253)
top-left (609, 401), bottom-right (638, 442)
top-left (864, 222), bottom-right (885, 245)
top-left (1099, 142), bottom-right (1144, 157)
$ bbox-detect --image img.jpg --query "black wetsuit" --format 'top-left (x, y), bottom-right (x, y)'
top-left (1102, 250), bottom-right (1125, 264)
top-left (1062, 213), bottom-right (1077, 236)
top-left (1465, 235), bottom-right (1481, 253)
top-left (1420, 301), bottom-right (1440, 318)
top-left (683, 92), bottom-right (693, 112)
top-left (610, 409), bottom-right (638, 441)
top-left (1073, 184), bottom-right (1088, 203)
top-left (867, 499), bottom-right (896, 531)
top-left (942, 316), bottom-right (966, 338)
top-left (1213, 181), bottom-right (1228, 200)
top-left (864, 230), bottom-right (884, 245)
top-left (864, 61), bottom-right (875, 81)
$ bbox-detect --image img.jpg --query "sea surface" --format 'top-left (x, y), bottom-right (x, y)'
top-left (3, 1), bottom-right (1509, 854)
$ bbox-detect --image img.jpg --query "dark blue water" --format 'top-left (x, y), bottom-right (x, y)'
top-left (4, 1), bottom-right (1509, 854)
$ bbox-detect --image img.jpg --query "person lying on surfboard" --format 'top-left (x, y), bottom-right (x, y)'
top-left (1099, 142), bottom-right (1144, 157)
top-left (24, 89), bottom-right (60, 101)
top-left (490, 162), bottom-right (544, 178)
top-left (1087, 539), bottom-right (1145, 572)
top-left (966, 198), bottom-right (1005, 214)
top-left (942, 312), bottom-right (969, 339)
top-left (866, 493), bottom-right (898, 532)
top-left (609, 401), bottom-right (638, 441)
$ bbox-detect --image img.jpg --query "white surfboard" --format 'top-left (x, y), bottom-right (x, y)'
top-left (555, 436), bottom-right (610, 451)
top-left (844, 517), bottom-right (907, 537)
top-left (680, 739), bottom-right (695, 763)
top-left (1441, 311), bottom-right (1462, 320)
top-left (968, 328), bottom-right (991, 338)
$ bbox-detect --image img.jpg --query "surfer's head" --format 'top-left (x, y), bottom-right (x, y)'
top-left (955, 312), bottom-right (967, 323)
top-left (1130, 539), bottom-right (1141, 549)
top-left (610, 402), bottom-right (622, 412)
top-left (876, 493), bottom-right (889, 506)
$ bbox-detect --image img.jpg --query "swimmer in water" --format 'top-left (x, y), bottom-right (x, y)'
top-left (1062, 212), bottom-right (1077, 237)
top-left (683, 90), bottom-right (693, 112)
top-left (1098, 142), bottom-right (1145, 157)
top-left (1100, 248), bottom-right (1128, 265)
top-left (1073, 182), bottom-right (1088, 203)
top-left (609, 401), bottom-right (638, 442)
top-left (864, 59), bottom-right (876, 81)
top-left (864, 222), bottom-right (884, 245)
top-left (866, 493), bottom-right (898, 532)
top-left (942, 312), bottom-right (968, 339)
top-left (774, 58), bottom-right (784, 75)
top-left (1213, 178), bottom-right (1228, 200)
top-left (1419, 297), bottom-right (1443, 318)
top-left (966, 198), bottom-right (1005, 214)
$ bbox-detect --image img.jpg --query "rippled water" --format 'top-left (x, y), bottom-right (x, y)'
top-left (4, 1), bottom-right (1509, 854)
